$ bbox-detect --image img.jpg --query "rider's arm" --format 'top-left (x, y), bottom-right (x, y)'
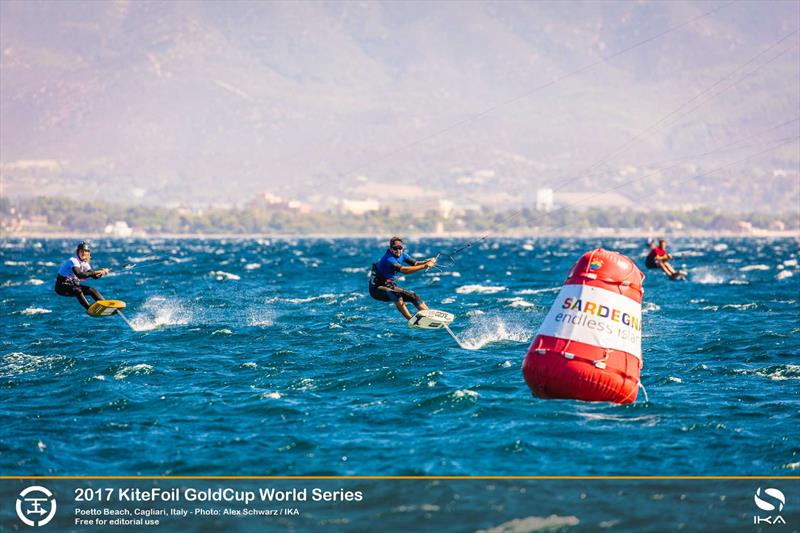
top-left (398, 263), bottom-right (430, 274)
top-left (398, 257), bottom-right (435, 274)
top-left (72, 266), bottom-right (108, 279)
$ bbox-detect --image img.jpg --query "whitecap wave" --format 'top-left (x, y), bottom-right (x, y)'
top-left (721, 303), bottom-right (757, 311)
top-left (126, 255), bottom-right (158, 264)
top-left (209, 270), bottom-right (241, 281)
top-left (499, 297), bottom-right (536, 308)
top-left (244, 263), bottom-right (261, 270)
top-left (642, 302), bottom-right (660, 313)
top-left (114, 363), bottom-right (153, 380)
top-left (455, 284), bottom-right (506, 294)
top-left (739, 264), bottom-right (770, 272)
top-left (735, 365), bottom-right (800, 381)
top-left (19, 307), bottom-right (51, 315)
top-left (776, 270), bottom-right (793, 281)
top-left (293, 378), bottom-right (316, 391)
top-left (576, 412), bottom-right (659, 425)
top-left (692, 268), bottom-right (726, 284)
top-left (514, 287), bottom-right (560, 295)
top-left (247, 308), bottom-right (274, 327)
top-left (269, 293), bottom-right (339, 304)
top-left (26, 278), bottom-right (44, 286)
top-left (0, 352), bottom-right (69, 377)
top-left (129, 297), bottom-right (192, 331)
top-left (458, 314), bottom-right (532, 349)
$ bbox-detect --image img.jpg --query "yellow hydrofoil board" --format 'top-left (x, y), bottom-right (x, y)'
top-left (87, 299), bottom-right (126, 317)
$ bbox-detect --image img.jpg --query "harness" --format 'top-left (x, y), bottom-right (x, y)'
top-left (370, 263), bottom-right (394, 288)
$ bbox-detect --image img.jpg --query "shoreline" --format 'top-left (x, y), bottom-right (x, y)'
top-left (2, 230), bottom-right (799, 240)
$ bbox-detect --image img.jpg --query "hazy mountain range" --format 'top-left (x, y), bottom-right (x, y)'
top-left (1, 0), bottom-right (798, 212)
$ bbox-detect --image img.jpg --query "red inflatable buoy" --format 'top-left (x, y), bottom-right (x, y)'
top-left (522, 249), bottom-right (645, 403)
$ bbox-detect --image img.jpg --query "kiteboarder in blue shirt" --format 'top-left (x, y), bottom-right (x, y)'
top-left (369, 236), bottom-right (437, 319)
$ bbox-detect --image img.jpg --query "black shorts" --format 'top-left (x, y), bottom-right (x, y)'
top-left (54, 276), bottom-right (88, 297)
top-left (369, 283), bottom-right (422, 306)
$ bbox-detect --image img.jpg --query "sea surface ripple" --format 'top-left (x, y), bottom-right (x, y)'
top-left (1, 237), bottom-right (798, 475)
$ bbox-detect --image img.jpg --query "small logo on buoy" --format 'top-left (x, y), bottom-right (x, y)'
top-left (589, 259), bottom-right (603, 270)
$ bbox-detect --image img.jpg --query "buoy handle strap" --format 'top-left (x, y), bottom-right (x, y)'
top-left (569, 273), bottom-right (642, 291)
top-left (538, 349), bottom-right (642, 378)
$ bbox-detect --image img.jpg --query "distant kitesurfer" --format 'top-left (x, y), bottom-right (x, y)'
top-left (54, 241), bottom-right (111, 311)
top-left (369, 236), bottom-right (437, 319)
top-left (645, 239), bottom-right (680, 279)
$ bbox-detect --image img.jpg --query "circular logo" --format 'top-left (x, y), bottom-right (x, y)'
top-left (754, 487), bottom-right (785, 512)
top-left (16, 486), bottom-right (57, 527)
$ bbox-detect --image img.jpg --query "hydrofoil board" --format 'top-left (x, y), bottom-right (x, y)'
top-left (87, 299), bottom-right (126, 317)
top-left (408, 309), bottom-right (454, 329)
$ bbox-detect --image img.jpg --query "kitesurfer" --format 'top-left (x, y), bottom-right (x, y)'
top-left (369, 236), bottom-right (437, 319)
top-left (645, 239), bottom-right (680, 279)
top-left (54, 241), bottom-right (111, 311)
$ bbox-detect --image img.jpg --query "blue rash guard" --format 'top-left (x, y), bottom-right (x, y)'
top-left (374, 250), bottom-right (414, 282)
top-left (369, 250), bottom-right (423, 305)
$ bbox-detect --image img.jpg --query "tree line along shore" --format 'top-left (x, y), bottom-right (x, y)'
top-left (2, 196), bottom-right (797, 237)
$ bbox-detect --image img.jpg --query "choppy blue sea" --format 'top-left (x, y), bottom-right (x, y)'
top-left (1, 237), bottom-right (798, 477)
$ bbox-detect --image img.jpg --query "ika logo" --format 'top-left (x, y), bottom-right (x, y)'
top-left (753, 487), bottom-right (786, 526)
top-left (16, 485), bottom-right (57, 526)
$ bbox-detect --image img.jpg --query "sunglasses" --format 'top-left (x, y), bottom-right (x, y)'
top-left (391, 245), bottom-right (404, 251)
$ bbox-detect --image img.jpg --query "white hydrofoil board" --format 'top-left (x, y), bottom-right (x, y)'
top-left (408, 309), bottom-right (455, 329)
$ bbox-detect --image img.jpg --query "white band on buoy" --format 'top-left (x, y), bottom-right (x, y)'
top-left (536, 284), bottom-right (642, 359)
